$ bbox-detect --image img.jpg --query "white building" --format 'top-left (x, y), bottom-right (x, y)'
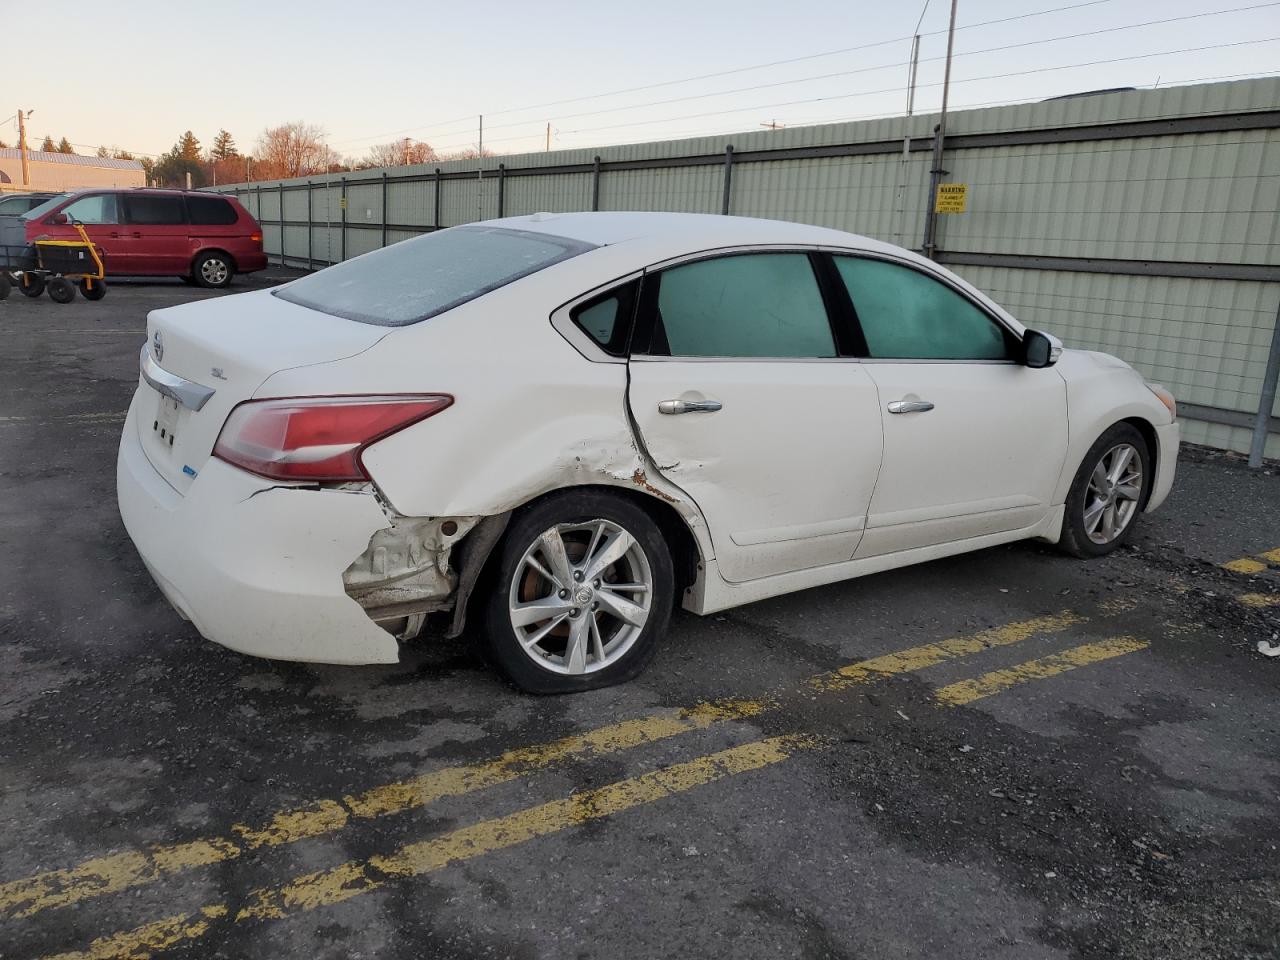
top-left (0, 148), bottom-right (145, 192)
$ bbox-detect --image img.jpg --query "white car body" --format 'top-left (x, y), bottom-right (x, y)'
top-left (117, 213), bottom-right (1178, 666)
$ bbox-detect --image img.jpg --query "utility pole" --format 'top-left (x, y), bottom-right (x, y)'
top-left (17, 108), bottom-right (33, 186)
top-left (921, 0), bottom-right (959, 260)
top-left (476, 115), bottom-right (484, 223)
top-left (546, 122), bottom-right (551, 152)
top-left (906, 34), bottom-right (921, 116)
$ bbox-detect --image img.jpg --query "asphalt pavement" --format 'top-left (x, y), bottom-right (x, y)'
top-left (1, 271), bottom-right (1277, 960)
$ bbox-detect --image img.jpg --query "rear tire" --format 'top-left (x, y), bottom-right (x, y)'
top-left (192, 251), bottom-right (233, 289)
top-left (18, 273), bottom-right (44, 298)
top-left (79, 278), bottom-right (107, 301)
top-left (1059, 422), bottom-right (1151, 558)
top-left (47, 277), bottom-right (75, 304)
top-left (481, 490), bottom-right (674, 694)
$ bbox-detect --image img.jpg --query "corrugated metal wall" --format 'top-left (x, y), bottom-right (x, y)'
top-left (221, 78), bottom-right (1280, 458)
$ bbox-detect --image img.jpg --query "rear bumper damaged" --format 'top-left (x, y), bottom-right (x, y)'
top-left (116, 394), bottom-right (475, 665)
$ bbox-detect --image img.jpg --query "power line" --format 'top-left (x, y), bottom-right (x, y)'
top-left (410, 2), bottom-right (1280, 154)
top-left (424, 35), bottom-right (1280, 153)
top-left (330, 0), bottom-right (1118, 147)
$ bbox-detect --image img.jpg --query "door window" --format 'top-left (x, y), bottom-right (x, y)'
top-left (123, 194), bottom-right (187, 225)
top-left (833, 256), bottom-right (1012, 361)
top-left (644, 253), bottom-right (835, 358)
top-left (59, 194), bottom-right (119, 224)
top-left (187, 195), bottom-right (239, 225)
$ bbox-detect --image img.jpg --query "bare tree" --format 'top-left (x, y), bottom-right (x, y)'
top-left (359, 139), bottom-right (438, 169)
top-left (254, 122), bottom-right (337, 179)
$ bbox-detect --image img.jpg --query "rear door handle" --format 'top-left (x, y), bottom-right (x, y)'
top-left (887, 399), bottom-right (935, 414)
top-left (658, 399), bottom-right (723, 415)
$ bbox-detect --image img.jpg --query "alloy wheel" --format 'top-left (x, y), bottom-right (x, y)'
top-left (507, 519), bottom-right (653, 675)
top-left (1083, 442), bottom-right (1143, 545)
top-left (201, 258), bottom-right (229, 285)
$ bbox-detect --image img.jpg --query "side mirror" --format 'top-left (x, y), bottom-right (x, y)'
top-left (1021, 329), bottom-right (1061, 368)
top-left (48, 213), bottom-right (68, 225)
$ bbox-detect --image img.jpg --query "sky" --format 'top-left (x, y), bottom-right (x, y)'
top-left (4, 0), bottom-right (1279, 163)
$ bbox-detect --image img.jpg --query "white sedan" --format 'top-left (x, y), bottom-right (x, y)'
top-left (117, 212), bottom-right (1178, 692)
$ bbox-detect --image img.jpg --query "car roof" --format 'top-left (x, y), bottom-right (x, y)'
top-left (483, 211), bottom-right (905, 259)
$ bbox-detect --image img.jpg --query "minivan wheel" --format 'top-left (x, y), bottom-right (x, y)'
top-left (482, 491), bottom-right (674, 694)
top-left (193, 251), bottom-right (233, 289)
top-left (1059, 422), bottom-right (1151, 558)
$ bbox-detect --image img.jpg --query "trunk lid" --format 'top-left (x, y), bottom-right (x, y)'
top-left (137, 288), bottom-right (389, 494)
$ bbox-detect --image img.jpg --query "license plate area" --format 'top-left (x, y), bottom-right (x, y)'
top-left (153, 395), bottom-right (181, 450)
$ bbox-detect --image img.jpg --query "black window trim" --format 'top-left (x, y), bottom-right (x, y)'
top-left (629, 246), bottom-right (850, 362)
top-left (820, 248), bottom-right (1024, 363)
top-left (549, 270), bottom-right (645, 365)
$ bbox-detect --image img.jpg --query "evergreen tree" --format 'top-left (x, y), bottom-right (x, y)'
top-left (40, 135), bottom-right (55, 152)
top-left (57, 137), bottom-right (75, 154)
top-left (175, 131), bottom-right (202, 162)
top-left (210, 129), bottom-right (238, 161)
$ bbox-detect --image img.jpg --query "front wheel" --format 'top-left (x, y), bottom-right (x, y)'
top-left (79, 278), bottom-right (107, 301)
top-left (481, 491), bottom-right (674, 693)
top-left (192, 251), bottom-right (234, 289)
top-left (47, 276), bottom-right (76, 304)
top-left (1059, 423), bottom-right (1151, 558)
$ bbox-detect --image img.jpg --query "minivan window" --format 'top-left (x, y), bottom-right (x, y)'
top-left (187, 195), bottom-right (238, 225)
top-left (123, 194), bottom-right (187, 225)
top-left (59, 193), bottom-right (119, 225)
top-left (274, 225), bottom-right (596, 327)
top-left (644, 253), bottom-right (835, 358)
top-left (22, 195), bottom-right (68, 220)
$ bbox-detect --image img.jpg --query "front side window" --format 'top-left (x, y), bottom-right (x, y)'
top-left (834, 256), bottom-right (1012, 361)
top-left (123, 194), bottom-right (187, 225)
top-left (275, 225), bottom-right (596, 327)
top-left (59, 193), bottom-right (119, 225)
top-left (644, 253), bottom-right (835, 358)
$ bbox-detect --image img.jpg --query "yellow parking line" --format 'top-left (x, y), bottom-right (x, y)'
top-left (0, 699), bottom-right (761, 920)
top-left (41, 736), bottom-right (819, 960)
top-left (0, 612), bottom-right (1085, 922)
top-left (1223, 558), bottom-right (1268, 575)
top-left (811, 611), bottom-right (1085, 691)
top-left (934, 637), bottom-right (1149, 707)
top-left (1239, 593), bottom-right (1280, 608)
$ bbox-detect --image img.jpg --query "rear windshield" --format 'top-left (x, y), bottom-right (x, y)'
top-left (273, 225), bottom-right (597, 326)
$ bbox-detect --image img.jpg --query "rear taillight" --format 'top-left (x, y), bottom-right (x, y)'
top-left (250, 232), bottom-right (263, 244)
top-left (213, 395), bottom-right (452, 482)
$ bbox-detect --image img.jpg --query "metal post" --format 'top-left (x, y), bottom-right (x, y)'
top-left (721, 145), bottom-right (735, 215)
top-left (497, 163), bottom-right (506, 218)
top-left (906, 34), bottom-right (921, 116)
top-left (278, 183), bottom-right (286, 266)
top-left (381, 172), bottom-right (389, 248)
top-left (340, 177), bottom-right (347, 262)
top-left (1249, 298), bottom-right (1280, 467)
top-left (921, 124), bottom-right (945, 258)
top-left (306, 181), bottom-right (313, 271)
top-left (591, 156), bottom-right (601, 211)
top-left (434, 168), bottom-right (441, 231)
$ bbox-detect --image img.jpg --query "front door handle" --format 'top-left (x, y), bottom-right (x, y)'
top-left (658, 399), bottom-right (723, 415)
top-left (887, 399), bottom-right (935, 414)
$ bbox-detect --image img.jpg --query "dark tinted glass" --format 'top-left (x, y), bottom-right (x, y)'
top-left (123, 194), bottom-right (187, 225)
top-left (571, 282), bottom-right (637, 356)
top-left (187, 195), bottom-right (238, 225)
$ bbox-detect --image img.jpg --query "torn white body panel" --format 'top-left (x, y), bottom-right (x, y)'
top-left (117, 393), bottom-right (400, 665)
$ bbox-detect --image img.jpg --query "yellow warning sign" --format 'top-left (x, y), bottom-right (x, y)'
top-left (935, 183), bottom-right (968, 214)
top-left (339, 197), bottom-right (348, 210)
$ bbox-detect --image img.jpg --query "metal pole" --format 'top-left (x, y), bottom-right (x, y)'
top-left (381, 171), bottom-right (388, 248)
top-left (721, 145), bottom-right (734, 215)
top-left (497, 163), bottom-right (506, 218)
top-left (278, 182), bottom-right (286, 266)
top-left (1249, 297), bottom-right (1280, 467)
top-left (434, 167), bottom-right (441, 231)
top-left (340, 176), bottom-right (347, 262)
top-left (592, 156), bottom-right (601, 211)
top-left (476, 115), bottom-right (483, 224)
top-left (306, 181), bottom-right (313, 271)
top-left (922, 0), bottom-right (959, 260)
top-left (17, 109), bottom-right (30, 187)
top-left (906, 35), bottom-right (921, 116)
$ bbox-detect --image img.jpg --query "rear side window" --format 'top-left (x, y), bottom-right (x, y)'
top-left (643, 253), bottom-right (835, 358)
top-left (275, 225), bottom-right (596, 327)
top-left (123, 194), bottom-right (187, 225)
top-left (834, 256), bottom-right (1012, 361)
top-left (571, 282), bottom-right (637, 356)
top-left (187, 195), bottom-right (238, 225)
top-left (60, 194), bottom-right (119, 224)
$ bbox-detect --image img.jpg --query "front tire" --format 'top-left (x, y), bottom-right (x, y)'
top-left (481, 491), bottom-right (674, 693)
top-left (192, 251), bottom-right (234, 289)
top-left (1059, 423), bottom-right (1151, 558)
top-left (47, 276), bottom-right (76, 304)
top-left (18, 273), bottom-right (45, 298)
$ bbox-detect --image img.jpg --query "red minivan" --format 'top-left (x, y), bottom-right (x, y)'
top-left (24, 189), bottom-right (267, 288)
